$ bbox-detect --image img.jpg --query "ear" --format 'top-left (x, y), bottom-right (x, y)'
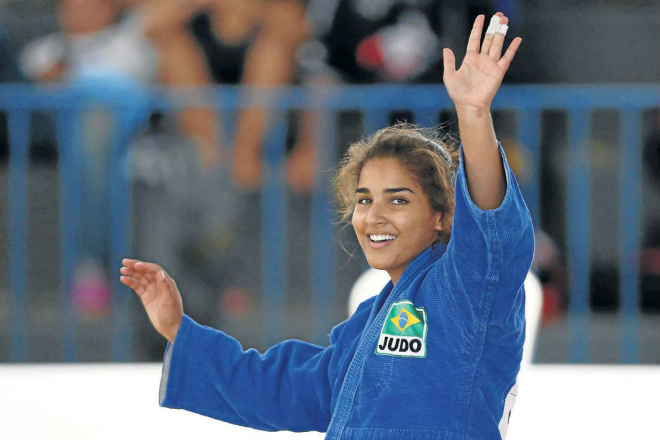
top-left (433, 211), bottom-right (444, 235)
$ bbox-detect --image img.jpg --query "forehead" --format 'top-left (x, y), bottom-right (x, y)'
top-left (358, 158), bottom-right (418, 188)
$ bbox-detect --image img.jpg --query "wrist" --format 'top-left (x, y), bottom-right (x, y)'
top-left (165, 317), bottom-right (182, 344)
top-left (455, 104), bottom-right (491, 120)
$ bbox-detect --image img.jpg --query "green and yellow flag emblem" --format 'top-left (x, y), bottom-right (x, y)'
top-left (376, 300), bottom-right (428, 358)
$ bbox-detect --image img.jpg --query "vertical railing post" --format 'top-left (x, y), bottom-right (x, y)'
top-left (567, 109), bottom-right (592, 363)
top-left (8, 109), bottom-right (29, 362)
top-left (110, 105), bottom-right (136, 362)
top-left (261, 102), bottom-right (288, 347)
top-left (310, 92), bottom-right (337, 343)
top-left (57, 106), bottom-right (83, 362)
top-left (619, 110), bottom-right (642, 363)
top-left (363, 109), bottom-right (389, 137)
top-left (413, 109), bottom-right (439, 128)
top-left (517, 109), bottom-right (542, 228)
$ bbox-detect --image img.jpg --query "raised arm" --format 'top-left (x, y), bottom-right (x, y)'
top-left (433, 14), bottom-right (533, 308)
top-left (443, 13), bottom-right (522, 210)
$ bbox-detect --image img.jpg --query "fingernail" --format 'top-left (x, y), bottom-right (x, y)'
top-left (159, 271), bottom-right (166, 283)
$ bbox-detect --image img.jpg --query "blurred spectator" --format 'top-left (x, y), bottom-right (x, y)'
top-left (291, 0), bottom-right (497, 191)
top-left (302, 0), bottom-right (495, 84)
top-left (122, 0), bottom-right (222, 169)
top-left (21, 0), bottom-right (226, 317)
top-left (131, 0), bottom-right (308, 189)
top-left (122, 0), bottom-right (308, 343)
top-left (193, 0), bottom-right (307, 190)
top-left (20, 0), bottom-right (161, 315)
top-left (21, 0), bottom-right (156, 83)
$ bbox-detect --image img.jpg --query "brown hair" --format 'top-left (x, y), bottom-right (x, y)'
top-left (334, 124), bottom-right (460, 244)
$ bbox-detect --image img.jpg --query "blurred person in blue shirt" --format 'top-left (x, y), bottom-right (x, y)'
top-left (20, 0), bottom-right (221, 315)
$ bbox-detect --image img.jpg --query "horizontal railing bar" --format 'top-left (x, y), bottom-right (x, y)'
top-left (1, 85), bottom-right (659, 111)
top-left (2, 84), bottom-right (654, 364)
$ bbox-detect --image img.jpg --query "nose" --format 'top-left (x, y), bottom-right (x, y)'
top-left (365, 199), bottom-right (387, 225)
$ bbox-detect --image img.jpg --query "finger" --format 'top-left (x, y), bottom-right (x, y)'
top-left (481, 13), bottom-right (503, 54)
top-left (498, 37), bottom-right (522, 70)
top-left (158, 270), bottom-right (168, 285)
top-left (120, 276), bottom-right (146, 297)
top-left (122, 258), bottom-right (139, 267)
top-left (162, 271), bottom-right (180, 299)
top-left (133, 261), bottom-right (161, 273)
top-left (481, 34), bottom-right (494, 55)
top-left (443, 48), bottom-right (456, 78)
top-left (466, 14), bottom-right (485, 54)
top-left (120, 266), bottom-right (149, 288)
top-left (489, 16), bottom-right (509, 60)
top-left (133, 261), bottom-right (163, 283)
top-left (163, 270), bottom-right (177, 287)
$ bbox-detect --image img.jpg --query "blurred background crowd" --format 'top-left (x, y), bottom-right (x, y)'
top-left (0, 0), bottom-right (658, 363)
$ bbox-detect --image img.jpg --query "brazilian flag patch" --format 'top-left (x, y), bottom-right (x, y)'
top-left (376, 300), bottom-right (428, 358)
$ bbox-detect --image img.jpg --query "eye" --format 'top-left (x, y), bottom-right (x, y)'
top-left (357, 198), bottom-right (372, 205)
top-left (391, 197), bottom-right (408, 205)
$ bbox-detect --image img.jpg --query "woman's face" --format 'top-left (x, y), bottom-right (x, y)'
top-left (352, 158), bottom-right (443, 284)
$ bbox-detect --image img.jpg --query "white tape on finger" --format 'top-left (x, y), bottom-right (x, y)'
top-left (497, 24), bottom-right (509, 36)
top-left (485, 15), bottom-right (501, 35)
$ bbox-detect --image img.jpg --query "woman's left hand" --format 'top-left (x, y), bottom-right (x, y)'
top-left (443, 13), bottom-right (522, 112)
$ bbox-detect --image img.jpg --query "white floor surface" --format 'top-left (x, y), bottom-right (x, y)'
top-left (1, 363), bottom-right (658, 439)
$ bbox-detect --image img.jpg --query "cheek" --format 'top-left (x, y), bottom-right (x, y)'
top-left (351, 211), bottom-right (362, 234)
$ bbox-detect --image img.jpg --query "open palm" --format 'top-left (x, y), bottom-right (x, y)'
top-left (443, 14), bottom-right (522, 110)
top-left (120, 259), bottom-right (183, 343)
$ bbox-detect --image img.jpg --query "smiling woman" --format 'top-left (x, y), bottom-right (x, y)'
top-left (120, 12), bottom-right (534, 440)
top-left (334, 126), bottom-right (459, 284)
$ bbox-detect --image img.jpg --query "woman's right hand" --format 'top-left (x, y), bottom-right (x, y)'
top-left (120, 259), bottom-right (183, 344)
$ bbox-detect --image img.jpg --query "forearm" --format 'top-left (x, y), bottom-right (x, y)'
top-left (160, 315), bottom-right (333, 431)
top-left (456, 105), bottom-right (506, 210)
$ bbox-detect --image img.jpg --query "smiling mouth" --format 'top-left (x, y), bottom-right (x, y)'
top-left (369, 234), bottom-right (397, 243)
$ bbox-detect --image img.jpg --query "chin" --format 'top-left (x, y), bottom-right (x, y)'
top-left (365, 257), bottom-right (392, 271)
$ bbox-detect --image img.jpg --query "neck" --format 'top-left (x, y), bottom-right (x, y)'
top-left (387, 269), bottom-right (403, 286)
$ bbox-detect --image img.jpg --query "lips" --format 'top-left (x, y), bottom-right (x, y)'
top-left (367, 234), bottom-right (397, 249)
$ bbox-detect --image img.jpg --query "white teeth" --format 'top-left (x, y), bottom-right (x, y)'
top-left (369, 234), bottom-right (397, 242)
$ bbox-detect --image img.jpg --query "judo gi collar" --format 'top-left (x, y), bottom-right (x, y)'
top-left (397, 243), bottom-right (447, 286)
top-left (373, 245), bottom-right (445, 357)
top-left (326, 244), bottom-right (447, 437)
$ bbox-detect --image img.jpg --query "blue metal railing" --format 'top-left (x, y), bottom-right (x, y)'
top-left (1, 84), bottom-right (658, 363)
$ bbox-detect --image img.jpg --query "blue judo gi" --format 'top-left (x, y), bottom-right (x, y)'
top-left (159, 145), bottom-right (535, 439)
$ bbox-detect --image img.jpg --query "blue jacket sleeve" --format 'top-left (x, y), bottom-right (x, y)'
top-left (434, 143), bottom-right (535, 319)
top-left (159, 315), bottom-right (334, 432)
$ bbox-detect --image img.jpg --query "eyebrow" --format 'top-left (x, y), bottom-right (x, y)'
top-left (355, 187), bottom-right (415, 194)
